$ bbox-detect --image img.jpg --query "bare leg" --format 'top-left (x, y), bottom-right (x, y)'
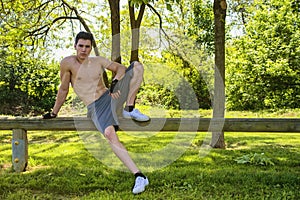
top-left (104, 125), bottom-right (139, 174)
top-left (126, 61), bottom-right (144, 106)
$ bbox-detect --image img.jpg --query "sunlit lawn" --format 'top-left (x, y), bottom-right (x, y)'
top-left (0, 109), bottom-right (299, 199)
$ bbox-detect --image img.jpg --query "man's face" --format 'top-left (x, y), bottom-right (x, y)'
top-left (75, 39), bottom-right (92, 61)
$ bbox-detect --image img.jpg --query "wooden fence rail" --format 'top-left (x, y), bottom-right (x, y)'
top-left (1, 117), bottom-right (300, 132)
top-left (1, 117), bottom-right (299, 172)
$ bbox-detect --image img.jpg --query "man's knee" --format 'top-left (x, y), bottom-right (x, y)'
top-left (133, 61), bottom-right (144, 75)
top-left (104, 126), bottom-right (118, 142)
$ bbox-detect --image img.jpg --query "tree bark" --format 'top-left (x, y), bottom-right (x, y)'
top-left (128, 2), bottom-right (145, 63)
top-left (211, 0), bottom-right (227, 148)
top-left (108, 0), bottom-right (121, 64)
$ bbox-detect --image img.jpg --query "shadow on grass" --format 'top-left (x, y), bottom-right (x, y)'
top-left (0, 131), bottom-right (299, 199)
top-left (29, 131), bottom-right (82, 144)
top-left (0, 146), bottom-right (136, 199)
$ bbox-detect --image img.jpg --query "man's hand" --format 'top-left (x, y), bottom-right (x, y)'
top-left (109, 79), bottom-right (118, 93)
top-left (43, 112), bottom-right (57, 119)
top-left (109, 79), bottom-right (121, 99)
top-left (110, 90), bottom-right (121, 99)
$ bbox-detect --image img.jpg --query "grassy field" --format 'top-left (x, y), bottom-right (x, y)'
top-left (0, 109), bottom-right (300, 199)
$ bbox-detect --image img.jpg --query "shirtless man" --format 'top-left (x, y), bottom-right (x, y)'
top-left (43, 31), bottom-right (149, 194)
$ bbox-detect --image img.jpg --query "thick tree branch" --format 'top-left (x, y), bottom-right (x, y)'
top-left (137, 3), bottom-right (145, 27)
top-left (28, 16), bottom-right (77, 37)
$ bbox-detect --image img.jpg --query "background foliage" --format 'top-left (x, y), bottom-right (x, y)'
top-left (226, 0), bottom-right (300, 110)
top-left (0, 50), bottom-right (59, 115)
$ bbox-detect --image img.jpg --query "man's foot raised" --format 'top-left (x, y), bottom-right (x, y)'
top-left (132, 176), bottom-right (149, 194)
top-left (123, 108), bottom-right (150, 122)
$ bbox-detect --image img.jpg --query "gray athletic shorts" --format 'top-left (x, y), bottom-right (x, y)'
top-left (87, 62), bottom-right (134, 134)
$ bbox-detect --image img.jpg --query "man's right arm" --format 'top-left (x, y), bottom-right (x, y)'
top-left (43, 60), bottom-right (71, 119)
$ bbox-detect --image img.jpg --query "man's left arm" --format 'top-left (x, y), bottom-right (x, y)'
top-left (106, 62), bottom-right (126, 81)
top-left (105, 62), bottom-right (126, 98)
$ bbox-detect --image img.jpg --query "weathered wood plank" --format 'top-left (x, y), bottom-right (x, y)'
top-left (0, 117), bottom-right (299, 132)
top-left (12, 129), bottom-right (28, 172)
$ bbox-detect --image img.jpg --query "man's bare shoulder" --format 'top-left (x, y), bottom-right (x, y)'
top-left (60, 55), bottom-right (77, 66)
top-left (90, 56), bottom-right (112, 67)
top-left (60, 56), bottom-right (76, 70)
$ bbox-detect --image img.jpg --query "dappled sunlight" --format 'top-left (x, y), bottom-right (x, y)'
top-left (78, 130), bottom-right (197, 172)
top-left (28, 131), bottom-right (81, 144)
top-left (1, 129), bottom-right (299, 199)
top-left (22, 165), bottom-right (51, 174)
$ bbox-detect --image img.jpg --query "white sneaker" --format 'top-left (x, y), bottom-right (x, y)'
top-left (123, 109), bottom-right (150, 122)
top-left (132, 176), bottom-right (149, 194)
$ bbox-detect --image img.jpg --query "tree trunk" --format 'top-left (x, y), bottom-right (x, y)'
top-left (108, 0), bottom-right (121, 64)
top-left (128, 2), bottom-right (145, 63)
top-left (211, 0), bottom-right (227, 148)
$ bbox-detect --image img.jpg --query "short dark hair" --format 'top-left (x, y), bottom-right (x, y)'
top-left (75, 31), bottom-right (94, 45)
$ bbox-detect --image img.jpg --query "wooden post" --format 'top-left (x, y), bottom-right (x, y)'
top-left (12, 129), bottom-right (28, 172)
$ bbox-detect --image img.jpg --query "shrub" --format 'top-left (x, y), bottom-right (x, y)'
top-left (235, 153), bottom-right (275, 166)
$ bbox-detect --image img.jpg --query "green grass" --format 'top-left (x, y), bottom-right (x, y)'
top-left (0, 109), bottom-right (300, 199)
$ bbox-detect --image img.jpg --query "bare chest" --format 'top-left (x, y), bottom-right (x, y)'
top-left (71, 60), bottom-right (104, 85)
